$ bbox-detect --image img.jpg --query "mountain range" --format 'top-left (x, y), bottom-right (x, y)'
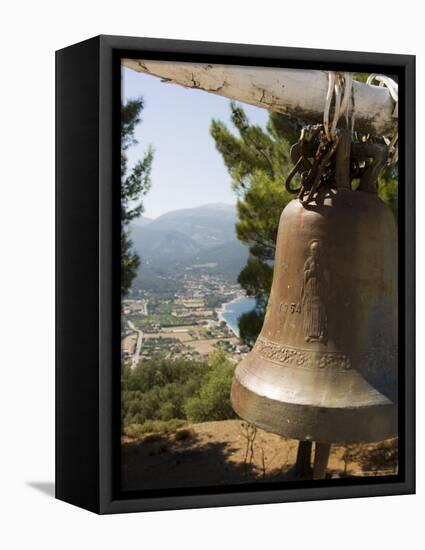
top-left (129, 204), bottom-right (249, 290)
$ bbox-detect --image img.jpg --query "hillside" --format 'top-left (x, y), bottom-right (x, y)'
top-left (144, 203), bottom-right (237, 248)
top-left (121, 420), bottom-right (398, 491)
top-left (129, 203), bottom-right (249, 289)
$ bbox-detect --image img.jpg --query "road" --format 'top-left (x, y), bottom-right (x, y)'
top-left (128, 320), bottom-right (143, 368)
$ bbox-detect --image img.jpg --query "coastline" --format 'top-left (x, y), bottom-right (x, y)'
top-left (218, 294), bottom-right (255, 337)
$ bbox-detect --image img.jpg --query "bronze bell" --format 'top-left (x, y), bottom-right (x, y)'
top-left (231, 134), bottom-right (398, 445)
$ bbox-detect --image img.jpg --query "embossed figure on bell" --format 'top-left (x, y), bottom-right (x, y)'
top-left (302, 239), bottom-right (328, 344)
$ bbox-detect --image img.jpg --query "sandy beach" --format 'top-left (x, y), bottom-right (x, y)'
top-left (218, 294), bottom-right (254, 337)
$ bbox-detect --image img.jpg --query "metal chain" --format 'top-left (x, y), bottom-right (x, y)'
top-left (285, 72), bottom-right (354, 203)
top-left (285, 125), bottom-right (339, 202)
top-left (285, 72), bottom-right (395, 202)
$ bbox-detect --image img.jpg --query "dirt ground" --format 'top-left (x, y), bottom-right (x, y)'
top-left (121, 420), bottom-right (397, 492)
top-left (121, 333), bottom-right (137, 355)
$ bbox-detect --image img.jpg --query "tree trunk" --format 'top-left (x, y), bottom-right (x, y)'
top-left (123, 59), bottom-right (397, 136)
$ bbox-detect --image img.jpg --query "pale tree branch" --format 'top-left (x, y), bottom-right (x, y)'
top-left (123, 59), bottom-right (398, 136)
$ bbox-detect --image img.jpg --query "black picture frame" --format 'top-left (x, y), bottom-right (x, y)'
top-left (56, 34), bottom-right (415, 514)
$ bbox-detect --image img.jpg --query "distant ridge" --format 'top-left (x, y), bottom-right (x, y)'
top-left (129, 203), bottom-right (248, 289)
top-left (132, 215), bottom-right (153, 227)
top-left (133, 203), bottom-right (235, 221)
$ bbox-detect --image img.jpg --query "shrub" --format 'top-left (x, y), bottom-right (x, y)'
top-left (121, 356), bottom-right (209, 425)
top-left (184, 349), bottom-right (236, 422)
top-left (174, 429), bottom-right (194, 441)
top-left (122, 350), bottom-right (236, 429)
top-left (358, 439), bottom-right (398, 475)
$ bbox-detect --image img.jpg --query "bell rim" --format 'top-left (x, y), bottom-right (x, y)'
top-left (231, 375), bottom-right (398, 444)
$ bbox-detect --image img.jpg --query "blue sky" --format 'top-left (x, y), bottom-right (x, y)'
top-left (122, 65), bottom-right (269, 219)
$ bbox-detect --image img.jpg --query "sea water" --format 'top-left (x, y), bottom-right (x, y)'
top-left (221, 296), bottom-right (256, 337)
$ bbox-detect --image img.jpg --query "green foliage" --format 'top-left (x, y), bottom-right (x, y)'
top-left (237, 308), bottom-right (266, 348)
top-left (237, 257), bottom-right (273, 304)
top-left (354, 73), bottom-right (369, 83)
top-left (184, 349), bottom-right (236, 422)
top-left (210, 103), bottom-right (298, 200)
top-left (121, 230), bottom-right (140, 299)
top-left (135, 314), bottom-right (199, 329)
top-left (121, 97), bottom-right (153, 296)
top-left (122, 356), bottom-right (203, 424)
top-left (378, 165), bottom-right (398, 218)
top-left (236, 174), bottom-right (287, 261)
top-left (121, 350), bottom-right (235, 429)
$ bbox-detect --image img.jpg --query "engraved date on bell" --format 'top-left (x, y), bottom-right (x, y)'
top-left (279, 302), bottom-right (301, 314)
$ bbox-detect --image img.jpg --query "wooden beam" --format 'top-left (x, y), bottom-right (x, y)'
top-left (123, 59), bottom-right (397, 136)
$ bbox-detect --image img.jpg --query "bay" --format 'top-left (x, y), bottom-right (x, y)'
top-left (221, 296), bottom-right (256, 337)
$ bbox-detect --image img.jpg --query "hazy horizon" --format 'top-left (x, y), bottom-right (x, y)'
top-left (132, 201), bottom-right (236, 223)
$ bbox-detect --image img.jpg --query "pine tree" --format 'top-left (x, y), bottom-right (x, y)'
top-left (121, 98), bottom-right (153, 296)
top-left (210, 103), bottom-right (298, 344)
